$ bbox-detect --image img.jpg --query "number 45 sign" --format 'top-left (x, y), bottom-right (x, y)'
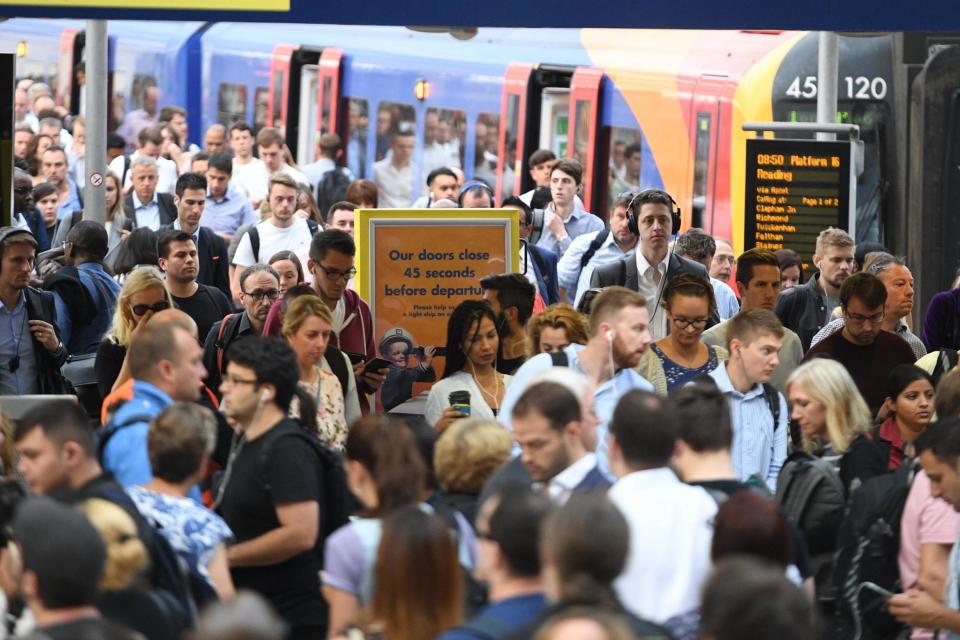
top-left (785, 75), bottom-right (888, 100)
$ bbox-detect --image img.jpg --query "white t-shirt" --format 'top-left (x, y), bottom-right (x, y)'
top-left (232, 218), bottom-right (314, 267)
top-left (231, 158), bottom-right (269, 204)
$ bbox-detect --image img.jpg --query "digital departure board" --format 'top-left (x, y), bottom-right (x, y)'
top-left (744, 138), bottom-right (855, 268)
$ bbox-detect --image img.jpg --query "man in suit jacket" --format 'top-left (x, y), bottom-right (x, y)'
top-left (161, 172), bottom-right (231, 299)
top-left (122, 155), bottom-right (178, 231)
top-left (481, 370), bottom-right (610, 506)
top-left (591, 188), bottom-right (716, 339)
top-left (503, 196), bottom-right (560, 305)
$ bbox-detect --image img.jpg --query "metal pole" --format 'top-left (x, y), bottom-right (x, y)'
top-left (816, 31), bottom-right (839, 141)
top-left (83, 19), bottom-right (106, 223)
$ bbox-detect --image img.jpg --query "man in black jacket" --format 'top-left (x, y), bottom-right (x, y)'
top-left (774, 227), bottom-right (855, 350)
top-left (162, 172), bottom-right (232, 299)
top-left (122, 155), bottom-right (177, 230)
top-left (591, 189), bottom-right (714, 340)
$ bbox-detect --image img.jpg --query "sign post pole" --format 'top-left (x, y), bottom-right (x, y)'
top-left (83, 19), bottom-right (107, 223)
top-left (816, 31), bottom-right (839, 141)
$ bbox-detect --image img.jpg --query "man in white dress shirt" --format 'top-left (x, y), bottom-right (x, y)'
top-left (373, 131), bottom-right (415, 208)
top-left (607, 389), bottom-right (717, 623)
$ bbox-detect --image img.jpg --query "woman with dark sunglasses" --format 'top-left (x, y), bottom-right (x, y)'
top-left (95, 265), bottom-right (173, 397)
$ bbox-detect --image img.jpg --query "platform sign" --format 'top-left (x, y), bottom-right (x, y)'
top-left (744, 138), bottom-right (856, 270)
top-left (0, 0), bottom-right (288, 8)
top-left (355, 209), bottom-right (518, 410)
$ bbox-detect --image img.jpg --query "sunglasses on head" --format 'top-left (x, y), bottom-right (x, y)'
top-left (131, 301), bottom-right (170, 316)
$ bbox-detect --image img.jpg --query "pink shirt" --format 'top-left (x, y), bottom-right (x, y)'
top-left (899, 470), bottom-right (960, 639)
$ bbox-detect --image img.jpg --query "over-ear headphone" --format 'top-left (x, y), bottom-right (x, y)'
top-left (457, 181), bottom-right (495, 208)
top-left (625, 189), bottom-right (681, 237)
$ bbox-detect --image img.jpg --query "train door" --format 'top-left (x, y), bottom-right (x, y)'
top-left (267, 44), bottom-right (323, 162)
top-left (295, 63), bottom-right (319, 165)
top-left (496, 63), bottom-right (574, 202)
top-left (57, 28), bottom-right (80, 115)
top-left (316, 48), bottom-right (343, 140)
top-left (567, 67), bottom-right (603, 214)
top-left (690, 76), bottom-right (724, 233)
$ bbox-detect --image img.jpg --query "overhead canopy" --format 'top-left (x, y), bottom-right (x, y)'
top-left (0, 0), bottom-right (953, 30)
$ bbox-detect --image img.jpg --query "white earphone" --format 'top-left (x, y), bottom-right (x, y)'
top-left (606, 330), bottom-right (613, 342)
top-left (261, 389), bottom-right (270, 402)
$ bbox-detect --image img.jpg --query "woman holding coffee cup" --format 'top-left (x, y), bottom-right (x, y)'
top-left (425, 300), bottom-right (514, 432)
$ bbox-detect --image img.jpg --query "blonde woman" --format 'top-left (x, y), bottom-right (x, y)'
top-left (786, 358), bottom-right (886, 491)
top-left (433, 418), bottom-right (512, 523)
top-left (80, 499), bottom-right (189, 640)
top-left (95, 266), bottom-right (173, 396)
top-left (282, 294), bottom-right (348, 449)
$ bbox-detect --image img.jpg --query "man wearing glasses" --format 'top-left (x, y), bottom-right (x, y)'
top-left (263, 229), bottom-right (383, 414)
top-left (203, 264), bottom-right (281, 395)
top-left (803, 272), bottom-right (916, 416)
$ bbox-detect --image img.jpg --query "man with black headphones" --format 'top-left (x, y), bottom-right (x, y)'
top-left (590, 189), bottom-right (713, 341)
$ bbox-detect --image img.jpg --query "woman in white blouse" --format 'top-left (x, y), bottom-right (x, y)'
top-left (425, 299), bottom-right (512, 431)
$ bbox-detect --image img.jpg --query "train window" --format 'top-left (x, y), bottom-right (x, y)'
top-left (320, 76), bottom-right (333, 135)
top-left (344, 97), bottom-right (369, 179)
top-left (500, 95), bottom-right (521, 199)
top-left (130, 74), bottom-right (157, 112)
top-left (254, 88), bottom-right (270, 128)
top-left (572, 100), bottom-right (591, 166)
top-left (473, 113), bottom-right (499, 189)
top-left (217, 82), bottom-right (248, 127)
top-left (111, 70), bottom-right (128, 132)
top-left (272, 70), bottom-right (284, 128)
top-left (375, 101), bottom-right (415, 162)
top-left (605, 127), bottom-right (642, 211)
top-left (423, 108), bottom-right (466, 178)
top-left (692, 112), bottom-right (712, 226)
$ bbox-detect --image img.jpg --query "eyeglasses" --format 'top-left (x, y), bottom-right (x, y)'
top-left (846, 311), bottom-right (884, 325)
top-left (222, 374), bottom-right (258, 386)
top-left (242, 288), bottom-right (280, 301)
top-left (13, 187), bottom-right (31, 195)
top-left (475, 529), bottom-right (495, 541)
top-left (671, 317), bottom-right (709, 330)
top-left (131, 301), bottom-right (170, 316)
top-left (317, 264), bottom-right (357, 282)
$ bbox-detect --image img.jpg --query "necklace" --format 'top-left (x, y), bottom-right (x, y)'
top-left (469, 364), bottom-right (502, 409)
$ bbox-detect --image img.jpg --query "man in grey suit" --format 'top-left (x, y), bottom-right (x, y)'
top-left (122, 156), bottom-right (177, 231)
top-left (591, 188), bottom-right (714, 340)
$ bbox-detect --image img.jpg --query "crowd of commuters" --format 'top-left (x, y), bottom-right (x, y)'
top-left (8, 84), bottom-right (960, 640)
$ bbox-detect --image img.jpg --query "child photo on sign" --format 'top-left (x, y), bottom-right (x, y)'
top-left (379, 327), bottom-right (437, 411)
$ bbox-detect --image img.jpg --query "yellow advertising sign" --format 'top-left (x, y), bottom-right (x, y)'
top-left (355, 209), bottom-right (519, 411)
top-left (0, 0), bottom-right (288, 9)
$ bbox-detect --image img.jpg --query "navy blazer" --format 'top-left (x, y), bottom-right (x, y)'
top-left (123, 192), bottom-right (177, 229)
top-left (527, 243), bottom-right (561, 305)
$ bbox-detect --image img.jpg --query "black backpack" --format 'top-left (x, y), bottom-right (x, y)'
top-left (247, 218), bottom-right (319, 263)
top-left (832, 461), bottom-right (916, 640)
top-left (580, 229), bottom-right (610, 269)
top-left (258, 427), bottom-right (353, 563)
top-left (317, 167), bottom-right (352, 217)
top-left (775, 450), bottom-right (846, 599)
